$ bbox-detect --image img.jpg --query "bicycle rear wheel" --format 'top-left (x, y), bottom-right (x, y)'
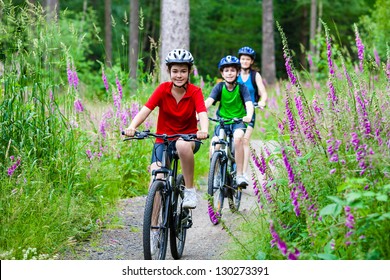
top-left (170, 174), bottom-right (190, 259)
top-left (207, 152), bottom-right (226, 225)
top-left (143, 180), bottom-right (169, 260)
top-left (227, 187), bottom-right (242, 212)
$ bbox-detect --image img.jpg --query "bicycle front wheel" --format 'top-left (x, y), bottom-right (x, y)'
top-left (170, 174), bottom-right (189, 259)
top-left (143, 180), bottom-right (169, 260)
top-left (207, 152), bottom-right (226, 225)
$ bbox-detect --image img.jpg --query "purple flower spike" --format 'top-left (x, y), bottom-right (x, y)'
top-left (115, 76), bottom-right (123, 100)
top-left (102, 69), bottom-right (109, 92)
top-left (354, 25), bottom-right (365, 72)
top-left (282, 149), bottom-right (295, 184)
top-left (284, 54), bottom-right (297, 85)
top-left (373, 48), bottom-right (380, 67)
top-left (8, 157), bottom-right (21, 176)
top-left (74, 99), bottom-right (84, 113)
top-left (67, 64), bottom-right (73, 87)
top-left (207, 202), bottom-right (219, 224)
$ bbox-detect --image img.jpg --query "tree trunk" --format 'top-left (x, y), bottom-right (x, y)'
top-left (300, 5), bottom-right (308, 68)
top-left (105, 0), bottom-right (112, 67)
top-left (261, 0), bottom-right (276, 85)
top-left (45, 0), bottom-right (59, 22)
top-left (129, 0), bottom-right (139, 87)
top-left (310, 0), bottom-right (317, 74)
top-left (160, 0), bottom-right (190, 82)
top-left (314, 1), bottom-right (323, 72)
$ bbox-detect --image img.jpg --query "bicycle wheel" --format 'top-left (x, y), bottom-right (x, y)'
top-left (143, 180), bottom-right (169, 260)
top-left (227, 171), bottom-right (242, 213)
top-left (227, 187), bottom-right (242, 212)
top-left (207, 152), bottom-right (226, 225)
top-left (170, 174), bottom-right (190, 259)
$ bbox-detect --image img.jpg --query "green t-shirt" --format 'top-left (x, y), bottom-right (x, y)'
top-left (219, 84), bottom-right (247, 119)
top-left (209, 82), bottom-right (251, 120)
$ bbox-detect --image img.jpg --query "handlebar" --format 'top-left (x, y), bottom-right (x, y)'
top-left (253, 102), bottom-right (266, 110)
top-left (122, 130), bottom-right (206, 143)
top-left (208, 117), bottom-right (244, 124)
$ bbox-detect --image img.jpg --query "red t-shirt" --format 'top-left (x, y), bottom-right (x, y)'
top-left (145, 82), bottom-right (207, 143)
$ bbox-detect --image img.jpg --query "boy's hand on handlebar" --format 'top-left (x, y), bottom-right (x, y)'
top-left (124, 127), bottom-right (136, 137)
top-left (254, 101), bottom-right (266, 109)
top-left (258, 100), bottom-right (266, 108)
top-left (242, 116), bottom-right (252, 123)
top-left (197, 131), bottom-right (208, 140)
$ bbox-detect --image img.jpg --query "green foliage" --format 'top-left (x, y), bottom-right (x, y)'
top-left (358, 0), bottom-right (390, 57)
top-left (1, 0), bottom-right (388, 261)
top-left (225, 22), bottom-right (390, 260)
top-left (190, 0), bottom-right (262, 78)
top-left (0, 2), bottom-right (150, 259)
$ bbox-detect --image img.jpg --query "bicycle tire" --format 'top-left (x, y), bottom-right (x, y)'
top-left (227, 187), bottom-right (242, 212)
top-left (170, 174), bottom-right (189, 259)
top-left (207, 152), bottom-right (225, 225)
top-left (143, 180), bottom-right (169, 260)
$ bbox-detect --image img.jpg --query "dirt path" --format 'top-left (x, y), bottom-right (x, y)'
top-left (61, 187), bottom-right (258, 260)
top-left (61, 141), bottom-right (268, 260)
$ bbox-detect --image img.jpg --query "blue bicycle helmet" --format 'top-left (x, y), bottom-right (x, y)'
top-left (218, 55), bottom-right (241, 70)
top-left (238, 46), bottom-right (256, 59)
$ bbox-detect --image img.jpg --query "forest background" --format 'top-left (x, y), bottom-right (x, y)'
top-left (0, 0), bottom-right (389, 261)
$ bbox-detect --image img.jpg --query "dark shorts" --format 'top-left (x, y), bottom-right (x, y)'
top-left (213, 122), bottom-right (247, 137)
top-left (151, 140), bottom-right (201, 164)
top-left (248, 112), bottom-right (256, 128)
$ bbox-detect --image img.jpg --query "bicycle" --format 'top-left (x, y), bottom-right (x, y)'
top-left (207, 117), bottom-right (247, 225)
top-left (122, 130), bottom-right (203, 260)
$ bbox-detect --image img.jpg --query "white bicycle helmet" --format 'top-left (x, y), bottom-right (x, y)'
top-left (165, 49), bottom-right (194, 66)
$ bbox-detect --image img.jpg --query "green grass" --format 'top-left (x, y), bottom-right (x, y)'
top-left (1, 1), bottom-right (389, 260)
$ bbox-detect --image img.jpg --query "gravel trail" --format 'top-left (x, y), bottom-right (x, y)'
top-left (61, 141), bottom-right (269, 260)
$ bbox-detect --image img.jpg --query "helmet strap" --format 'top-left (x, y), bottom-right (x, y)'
top-left (225, 79), bottom-right (237, 85)
top-left (173, 80), bottom-right (188, 91)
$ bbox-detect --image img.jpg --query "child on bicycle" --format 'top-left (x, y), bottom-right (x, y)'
top-left (124, 49), bottom-right (209, 209)
top-left (205, 55), bottom-right (254, 187)
top-left (237, 46), bottom-right (268, 181)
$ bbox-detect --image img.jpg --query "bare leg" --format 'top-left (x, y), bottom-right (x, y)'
top-left (176, 140), bottom-right (195, 189)
top-left (233, 129), bottom-right (245, 176)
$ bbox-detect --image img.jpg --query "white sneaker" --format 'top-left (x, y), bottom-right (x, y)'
top-left (236, 175), bottom-right (248, 188)
top-left (150, 230), bottom-right (159, 255)
top-left (182, 188), bottom-right (197, 209)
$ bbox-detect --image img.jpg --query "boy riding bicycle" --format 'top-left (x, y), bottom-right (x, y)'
top-left (205, 55), bottom-right (254, 187)
top-left (124, 48), bottom-right (209, 209)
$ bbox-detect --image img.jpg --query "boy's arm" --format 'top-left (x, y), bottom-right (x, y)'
top-left (256, 72), bottom-right (268, 107)
top-left (243, 101), bottom-right (254, 123)
top-left (197, 111), bottom-right (209, 140)
top-left (204, 97), bottom-right (215, 109)
top-left (206, 82), bottom-right (223, 109)
top-left (239, 83), bottom-right (254, 123)
top-left (124, 106), bottom-right (152, 136)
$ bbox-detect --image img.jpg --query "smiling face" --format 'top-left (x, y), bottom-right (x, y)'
top-left (169, 64), bottom-right (190, 87)
top-left (221, 66), bottom-right (239, 83)
top-left (239, 54), bottom-right (254, 70)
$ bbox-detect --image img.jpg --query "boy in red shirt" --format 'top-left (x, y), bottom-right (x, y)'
top-left (124, 49), bottom-right (208, 209)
